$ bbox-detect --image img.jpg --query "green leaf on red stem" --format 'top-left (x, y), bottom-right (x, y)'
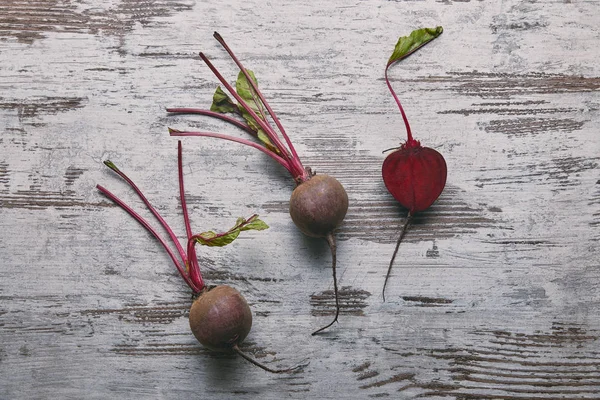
top-left (388, 26), bottom-right (443, 66)
top-left (209, 70), bottom-right (280, 154)
top-left (195, 215), bottom-right (269, 247)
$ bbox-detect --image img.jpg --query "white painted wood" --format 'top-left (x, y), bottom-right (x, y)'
top-left (1, 0), bottom-right (599, 398)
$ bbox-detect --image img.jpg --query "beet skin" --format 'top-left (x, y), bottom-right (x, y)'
top-left (189, 285), bottom-right (253, 351)
top-left (289, 174), bottom-right (349, 238)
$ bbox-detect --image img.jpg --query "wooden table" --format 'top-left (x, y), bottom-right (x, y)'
top-left (1, 1), bottom-right (599, 398)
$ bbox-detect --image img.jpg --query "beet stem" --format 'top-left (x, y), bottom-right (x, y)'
top-left (197, 53), bottom-right (294, 168)
top-left (232, 344), bottom-right (298, 374)
top-left (102, 160), bottom-right (188, 263)
top-left (312, 233), bottom-right (340, 335)
top-left (212, 32), bottom-right (304, 172)
top-left (177, 141), bottom-right (204, 291)
top-left (96, 184), bottom-right (199, 292)
top-left (384, 66), bottom-right (414, 145)
top-left (169, 128), bottom-right (294, 175)
top-left (166, 108), bottom-right (256, 136)
top-left (382, 212), bottom-right (412, 302)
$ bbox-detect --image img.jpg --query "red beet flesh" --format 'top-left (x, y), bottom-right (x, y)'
top-left (382, 143), bottom-right (447, 213)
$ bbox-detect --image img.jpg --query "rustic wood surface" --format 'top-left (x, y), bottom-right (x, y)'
top-left (1, 1), bottom-right (599, 399)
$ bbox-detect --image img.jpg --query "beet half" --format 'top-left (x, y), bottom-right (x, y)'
top-left (381, 27), bottom-right (448, 300)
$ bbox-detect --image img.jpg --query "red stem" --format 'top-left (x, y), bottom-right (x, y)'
top-left (169, 128), bottom-right (294, 176)
top-left (166, 108), bottom-right (256, 136)
top-left (102, 161), bottom-right (188, 264)
top-left (198, 52), bottom-right (308, 183)
top-left (177, 141), bottom-right (204, 291)
top-left (385, 30), bottom-right (441, 148)
top-left (97, 184), bottom-right (199, 292)
top-left (384, 65), bottom-right (415, 146)
top-left (212, 32), bottom-right (305, 176)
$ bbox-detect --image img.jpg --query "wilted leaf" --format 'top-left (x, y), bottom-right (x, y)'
top-left (194, 215), bottom-right (269, 247)
top-left (210, 86), bottom-right (239, 114)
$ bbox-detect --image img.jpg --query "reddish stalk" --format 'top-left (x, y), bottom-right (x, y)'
top-left (166, 108), bottom-right (256, 135)
top-left (97, 142), bottom-right (204, 293)
top-left (169, 42), bottom-right (310, 184)
top-left (102, 160), bottom-right (188, 261)
top-left (197, 53), bottom-right (292, 163)
top-left (384, 33), bottom-right (441, 148)
top-left (177, 141), bottom-right (204, 290)
top-left (212, 32), bottom-right (301, 163)
top-left (97, 184), bottom-right (196, 290)
top-left (169, 128), bottom-right (293, 175)
top-left (384, 66), bottom-right (417, 147)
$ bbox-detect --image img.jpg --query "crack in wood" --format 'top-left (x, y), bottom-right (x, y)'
top-left (310, 286), bottom-right (370, 316)
top-left (0, 0), bottom-right (194, 43)
top-left (402, 296), bottom-right (453, 305)
top-left (483, 117), bottom-right (585, 136)
top-left (0, 96), bottom-right (85, 118)
top-left (358, 372), bottom-right (415, 389)
top-left (81, 301), bottom-right (189, 325)
top-left (415, 71), bottom-right (600, 99)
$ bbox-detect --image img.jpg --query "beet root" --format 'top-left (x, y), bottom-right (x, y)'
top-left (382, 145), bottom-right (447, 214)
top-left (189, 285), bottom-right (252, 351)
top-left (289, 174), bottom-right (348, 238)
top-left (289, 174), bottom-right (348, 335)
top-left (189, 284), bottom-right (296, 373)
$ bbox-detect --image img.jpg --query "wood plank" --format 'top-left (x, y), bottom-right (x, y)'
top-left (1, 0), bottom-right (599, 398)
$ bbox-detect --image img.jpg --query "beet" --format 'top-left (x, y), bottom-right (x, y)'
top-left (168, 32), bottom-right (349, 334)
top-left (189, 285), bottom-right (252, 351)
top-left (382, 144), bottom-right (447, 213)
top-left (97, 141), bottom-right (297, 373)
top-left (289, 174), bottom-right (349, 238)
top-left (380, 27), bottom-right (447, 301)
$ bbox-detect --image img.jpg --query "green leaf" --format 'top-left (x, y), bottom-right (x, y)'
top-left (194, 215), bottom-right (269, 247)
top-left (208, 70), bottom-right (280, 154)
top-left (210, 86), bottom-right (239, 114)
top-left (195, 229), bottom-right (241, 247)
top-left (388, 26), bottom-right (443, 66)
top-left (235, 71), bottom-right (281, 154)
top-left (240, 218), bottom-right (269, 232)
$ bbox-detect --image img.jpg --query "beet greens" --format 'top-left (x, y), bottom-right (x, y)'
top-left (168, 32), bottom-right (348, 335)
top-left (381, 27), bottom-right (448, 301)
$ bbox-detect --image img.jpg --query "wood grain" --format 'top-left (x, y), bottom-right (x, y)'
top-left (1, 0), bottom-right (599, 399)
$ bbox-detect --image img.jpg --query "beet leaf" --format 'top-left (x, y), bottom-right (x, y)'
top-left (193, 215), bottom-right (269, 247)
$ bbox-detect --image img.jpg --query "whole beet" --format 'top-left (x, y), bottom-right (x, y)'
top-left (189, 285), bottom-right (252, 351)
top-left (289, 174), bottom-right (348, 238)
top-left (97, 142), bottom-right (296, 373)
